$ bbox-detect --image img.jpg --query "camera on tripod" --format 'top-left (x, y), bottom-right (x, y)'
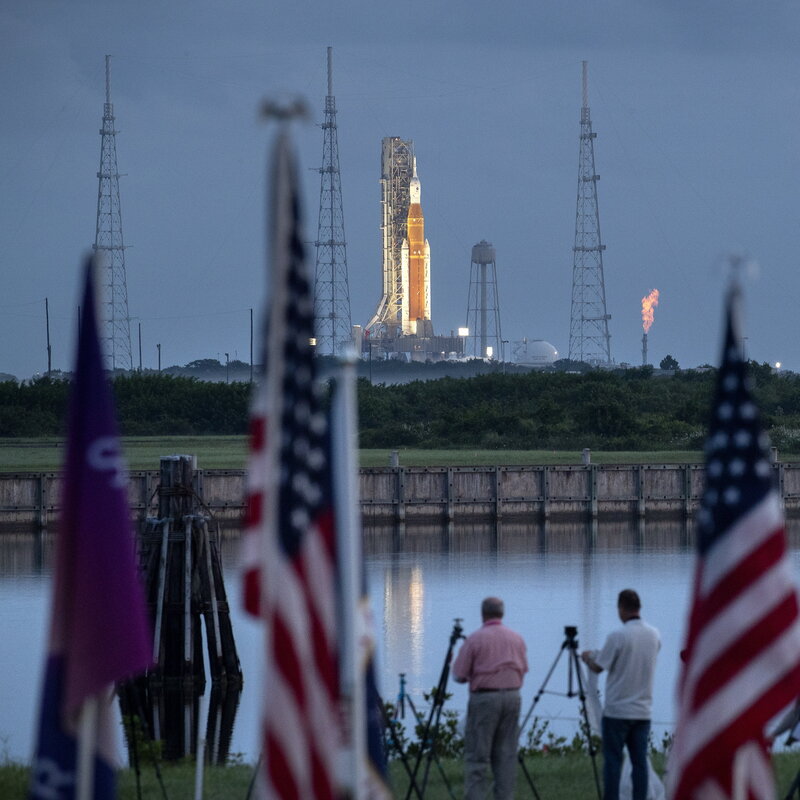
top-left (518, 622), bottom-right (602, 799)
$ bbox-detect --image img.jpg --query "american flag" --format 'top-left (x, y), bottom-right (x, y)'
top-left (242, 130), bottom-right (340, 799)
top-left (329, 364), bottom-right (392, 799)
top-left (669, 283), bottom-right (800, 799)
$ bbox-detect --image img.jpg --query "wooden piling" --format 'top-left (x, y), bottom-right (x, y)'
top-left (129, 454), bottom-right (242, 763)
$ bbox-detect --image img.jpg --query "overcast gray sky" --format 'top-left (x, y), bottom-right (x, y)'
top-left (2, 1), bottom-right (800, 379)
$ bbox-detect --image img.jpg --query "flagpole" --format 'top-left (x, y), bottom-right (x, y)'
top-left (332, 348), bottom-right (367, 798)
top-left (76, 695), bottom-right (99, 800)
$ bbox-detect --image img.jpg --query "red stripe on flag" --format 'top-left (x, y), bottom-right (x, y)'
top-left (243, 568), bottom-right (261, 617)
top-left (267, 730), bottom-right (301, 800)
top-left (249, 415), bottom-right (265, 451)
top-left (692, 528), bottom-right (787, 630)
top-left (244, 490), bottom-right (262, 530)
top-left (691, 592), bottom-right (799, 711)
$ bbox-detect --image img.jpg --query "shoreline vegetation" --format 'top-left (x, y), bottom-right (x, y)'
top-left (2, 752), bottom-right (798, 798)
top-left (3, 365), bottom-right (800, 456)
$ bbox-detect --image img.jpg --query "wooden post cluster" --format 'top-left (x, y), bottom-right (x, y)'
top-left (129, 455), bottom-right (242, 763)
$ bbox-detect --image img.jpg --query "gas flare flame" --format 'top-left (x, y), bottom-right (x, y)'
top-left (641, 289), bottom-right (660, 333)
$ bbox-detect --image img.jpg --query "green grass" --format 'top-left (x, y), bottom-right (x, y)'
top-left (2, 761), bottom-right (254, 799)
top-left (0, 436), bottom-right (249, 472)
top-left (3, 438), bottom-right (797, 473)
top-left (391, 750), bottom-right (800, 798)
top-left (3, 752), bottom-right (799, 798)
top-left (360, 449), bottom-right (709, 467)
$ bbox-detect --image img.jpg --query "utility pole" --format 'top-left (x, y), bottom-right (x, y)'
top-left (313, 46), bottom-right (352, 355)
top-left (568, 61), bottom-right (612, 366)
top-left (45, 298), bottom-right (52, 375)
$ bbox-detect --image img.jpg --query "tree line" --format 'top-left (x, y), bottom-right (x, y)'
top-left (1, 363), bottom-right (798, 452)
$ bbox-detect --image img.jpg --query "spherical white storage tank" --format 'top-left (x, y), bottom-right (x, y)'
top-left (513, 338), bottom-right (559, 366)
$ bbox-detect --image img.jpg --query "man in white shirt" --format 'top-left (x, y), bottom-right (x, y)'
top-left (581, 589), bottom-right (661, 800)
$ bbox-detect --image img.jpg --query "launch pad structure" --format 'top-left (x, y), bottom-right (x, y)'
top-left (364, 137), bottom-right (463, 362)
top-left (366, 137), bottom-right (413, 338)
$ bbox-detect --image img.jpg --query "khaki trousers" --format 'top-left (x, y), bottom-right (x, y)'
top-left (464, 689), bottom-right (520, 800)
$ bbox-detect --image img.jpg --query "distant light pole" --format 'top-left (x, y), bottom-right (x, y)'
top-left (45, 298), bottom-right (52, 376)
top-left (157, 343), bottom-right (161, 374)
top-left (225, 352), bottom-right (230, 383)
top-left (501, 339), bottom-right (509, 374)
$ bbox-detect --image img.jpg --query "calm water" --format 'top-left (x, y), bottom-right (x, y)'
top-left (2, 517), bottom-right (800, 764)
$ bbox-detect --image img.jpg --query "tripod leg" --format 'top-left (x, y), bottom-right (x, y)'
top-left (420, 659), bottom-right (458, 797)
top-left (406, 697), bottom-right (458, 800)
top-left (519, 643), bottom-right (568, 740)
top-left (570, 648), bottom-right (603, 800)
top-left (517, 752), bottom-right (543, 800)
top-left (404, 640), bottom-right (458, 800)
top-left (379, 696), bottom-right (424, 800)
top-left (783, 768), bottom-right (800, 800)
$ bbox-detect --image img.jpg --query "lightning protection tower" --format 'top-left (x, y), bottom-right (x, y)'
top-left (568, 61), bottom-right (612, 366)
top-left (313, 47), bottom-right (352, 355)
top-left (465, 240), bottom-right (502, 359)
top-left (94, 54), bottom-right (133, 372)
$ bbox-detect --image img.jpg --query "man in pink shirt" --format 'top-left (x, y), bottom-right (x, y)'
top-left (452, 596), bottom-right (528, 800)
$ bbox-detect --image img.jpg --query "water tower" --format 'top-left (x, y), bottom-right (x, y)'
top-left (465, 240), bottom-right (503, 359)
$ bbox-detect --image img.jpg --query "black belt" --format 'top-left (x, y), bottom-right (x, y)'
top-left (472, 688), bottom-right (518, 693)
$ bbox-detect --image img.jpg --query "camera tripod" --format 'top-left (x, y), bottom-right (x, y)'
top-left (783, 768), bottom-right (800, 799)
top-left (403, 618), bottom-right (465, 800)
top-left (517, 625), bottom-right (602, 800)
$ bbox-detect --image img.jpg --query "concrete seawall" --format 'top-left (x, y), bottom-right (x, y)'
top-left (2, 462), bottom-right (799, 528)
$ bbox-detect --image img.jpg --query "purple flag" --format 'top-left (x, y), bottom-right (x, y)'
top-left (29, 256), bottom-right (152, 800)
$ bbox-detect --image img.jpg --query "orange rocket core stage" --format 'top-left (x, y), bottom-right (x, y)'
top-left (407, 202), bottom-right (426, 323)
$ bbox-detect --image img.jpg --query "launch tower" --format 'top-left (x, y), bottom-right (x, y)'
top-left (465, 241), bottom-right (502, 359)
top-left (313, 47), bottom-right (352, 355)
top-left (568, 61), bottom-right (612, 366)
top-left (93, 55), bottom-right (133, 371)
top-left (366, 137), bottom-right (415, 336)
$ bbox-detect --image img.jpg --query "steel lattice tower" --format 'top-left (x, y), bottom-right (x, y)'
top-left (365, 136), bottom-right (414, 335)
top-left (93, 55), bottom-right (133, 371)
top-left (568, 61), bottom-right (612, 366)
top-left (465, 240), bottom-right (502, 359)
top-left (313, 47), bottom-right (352, 355)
